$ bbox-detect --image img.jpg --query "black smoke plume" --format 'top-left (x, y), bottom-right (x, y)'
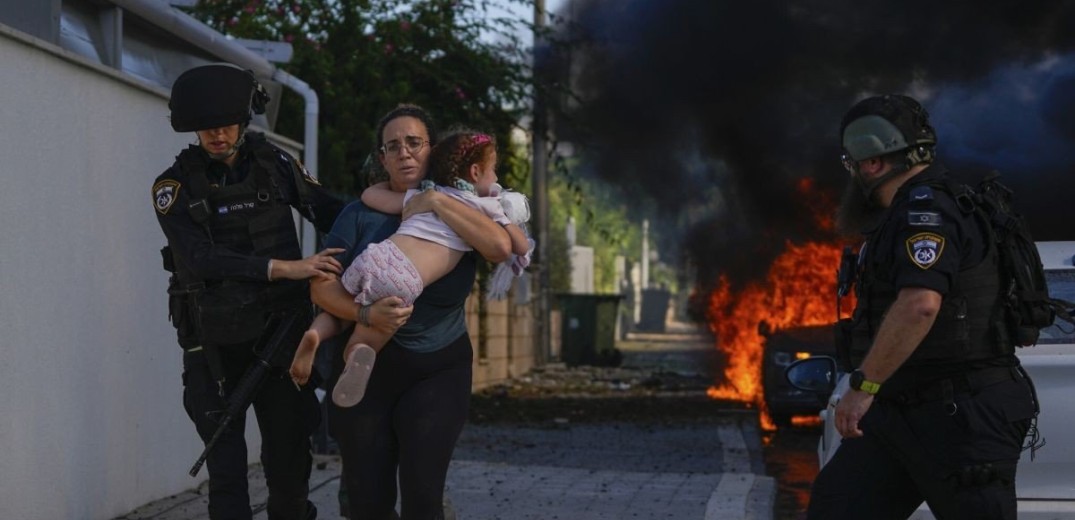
top-left (550, 0), bottom-right (1075, 307)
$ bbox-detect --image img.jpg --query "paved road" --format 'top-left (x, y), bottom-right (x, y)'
top-left (117, 328), bottom-right (778, 520)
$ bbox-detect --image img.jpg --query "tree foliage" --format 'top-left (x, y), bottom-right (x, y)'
top-left (186, 0), bottom-right (534, 196)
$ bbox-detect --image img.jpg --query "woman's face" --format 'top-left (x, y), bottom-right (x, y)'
top-left (379, 116), bottom-right (431, 192)
top-left (196, 124), bottom-right (242, 162)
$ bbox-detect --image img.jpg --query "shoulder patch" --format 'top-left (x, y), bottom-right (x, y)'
top-left (153, 179), bottom-right (181, 215)
top-left (908, 211), bottom-right (942, 227)
top-left (296, 158), bottom-right (322, 186)
top-left (906, 232), bottom-right (945, 269)
top-left (908, 185), bottom-right (934, 205)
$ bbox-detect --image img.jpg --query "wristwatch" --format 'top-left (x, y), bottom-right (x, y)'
top-left (850, 369), bottom-right (882, 395)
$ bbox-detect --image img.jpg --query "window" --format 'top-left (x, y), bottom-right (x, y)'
top-left (1038, 270), bottom-right (1075, 344)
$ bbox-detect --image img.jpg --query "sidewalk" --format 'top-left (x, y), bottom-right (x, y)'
top-left (118, 326), bottom-right (776, 520)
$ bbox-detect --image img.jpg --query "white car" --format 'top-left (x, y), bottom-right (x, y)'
top-left (788, 241), bottom-right (1075, 518)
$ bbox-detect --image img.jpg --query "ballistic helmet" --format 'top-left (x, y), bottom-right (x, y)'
top-left (168, 64), bottom-right (269, 132)
top-left (840, 94), bottom-right (936, 163)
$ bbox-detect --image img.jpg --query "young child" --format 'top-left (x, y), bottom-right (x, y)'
top-left (289, 131), bottom-right (533, 407)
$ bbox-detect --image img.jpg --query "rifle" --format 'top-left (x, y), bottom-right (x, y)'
top-left (189, 310), bottom-right (302, 477)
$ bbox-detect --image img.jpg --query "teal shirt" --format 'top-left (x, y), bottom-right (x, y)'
top-left (323, 200), bottom-right (474, 352)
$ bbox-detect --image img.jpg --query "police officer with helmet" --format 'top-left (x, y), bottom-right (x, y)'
top-left (807, 94), bottom-right (1039, 519)
top-left (152, 63), bottom-right (346, 519)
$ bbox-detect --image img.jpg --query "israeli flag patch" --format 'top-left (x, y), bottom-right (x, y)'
top-left (906, 232), bottom-right (945, 269)
top-left (908, 211), bottom-right (942, 227)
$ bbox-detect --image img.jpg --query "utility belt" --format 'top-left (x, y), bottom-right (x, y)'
top-left (168, 279), bottom-right (308, 345)
top-left (877, 365), bottom-right (1025, 409)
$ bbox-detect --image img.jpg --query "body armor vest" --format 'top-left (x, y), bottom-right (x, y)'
top-left (179, 134), bottom-right (301, 266)
top-left (170, 134), bottom-right (307, 344)
top-left (847, 209), bottom-right (1008, 368)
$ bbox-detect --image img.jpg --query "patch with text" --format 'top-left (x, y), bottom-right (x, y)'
top-left (906, 232), bottom-right (945, 269)
top-left (153, 180), bottom-right (181, 215)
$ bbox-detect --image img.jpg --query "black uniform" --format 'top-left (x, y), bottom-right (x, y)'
top-left (152, 133), bottom-right (344, 520)
top-left (809, 164), bottom-right (1038, 520)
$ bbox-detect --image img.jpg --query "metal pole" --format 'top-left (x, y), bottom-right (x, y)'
top-left (532, 0), bottom-right (551, 365)
top-left (272, 68), bottom-right (320, 257)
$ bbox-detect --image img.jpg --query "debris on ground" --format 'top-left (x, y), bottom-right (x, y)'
top-left (470, 356), bottom-right (750, 426)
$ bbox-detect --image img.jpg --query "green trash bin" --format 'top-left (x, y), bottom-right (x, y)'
top-left (556, 294), bottom-right (623, 367)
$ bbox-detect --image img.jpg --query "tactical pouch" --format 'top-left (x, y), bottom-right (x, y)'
top-left (197, 286), bottom-right (269, 345)
top-left (169, 293), bottom-right (201, 348)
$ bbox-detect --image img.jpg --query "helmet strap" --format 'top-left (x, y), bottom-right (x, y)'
top-left (857, 158), bottom-right (909, 202)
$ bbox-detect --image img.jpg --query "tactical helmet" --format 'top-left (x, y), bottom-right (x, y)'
top-left (168, 64), bottom-right (269, 132)
top-left (840, 94), bottom-right (937, 163)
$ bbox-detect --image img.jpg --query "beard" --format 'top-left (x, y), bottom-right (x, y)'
top-left (834, 178), bottom-right (883, 237)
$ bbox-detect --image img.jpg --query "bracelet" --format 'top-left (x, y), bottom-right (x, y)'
top-left (358, 305), bottom-right (371, 327)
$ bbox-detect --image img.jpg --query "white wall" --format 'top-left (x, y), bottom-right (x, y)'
top-left (0, 26), bottom-right (267, 519)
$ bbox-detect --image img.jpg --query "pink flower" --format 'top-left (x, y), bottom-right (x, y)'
top-left (292, 4), bottom-right (301, 14)
top-left (384, 43), bottom-right (394, 55)
top-left (244, 5), bottom-right (255, 14)
top-left (227, 17), bottom-right (239, 26)
top-left (284, 34), bottom-right (294, 43)
top-left (400, 20), bottom-right (411, 31)
top-left (455, 86), bottom-right (466, 100)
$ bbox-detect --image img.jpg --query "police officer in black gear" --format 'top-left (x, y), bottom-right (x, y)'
top-left (807, 94), bottom-right (1039, 520)
top-left (153, 63), bottom-right (346, 520)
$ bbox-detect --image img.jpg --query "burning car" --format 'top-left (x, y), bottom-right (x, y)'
top-left (760, 322), bottom-right (836, 427)
top-left (788, 241), bottom-right (1075, 518)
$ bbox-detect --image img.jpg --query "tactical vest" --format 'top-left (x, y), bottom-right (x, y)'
top-left (847, 205), bottom-right (1008, 368)
top-left (170, 134), bottom-right (308, 344)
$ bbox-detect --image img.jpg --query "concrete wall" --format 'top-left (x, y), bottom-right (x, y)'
top-left (467, 294), bottom-right (559, 389)
top-left (469, 296), bottom-right (533, 387)
top-left (0, 26), bottom-right (263, 519)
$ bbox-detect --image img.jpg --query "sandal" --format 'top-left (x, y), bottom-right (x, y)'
top-left (332, 344), bottom-right (376, 407)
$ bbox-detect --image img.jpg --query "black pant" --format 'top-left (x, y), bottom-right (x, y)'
top-left (807, 372), bottom-right (1036, 520)
top-left (328, 333), bottom-right (473, 520)
top-left (183, 342), bottom-right (320, 520)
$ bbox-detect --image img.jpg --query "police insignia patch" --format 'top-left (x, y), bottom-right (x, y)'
top-left (153, 179), bottom-right (181, 215)
top-left (906, 232), bottom-right (945, 269)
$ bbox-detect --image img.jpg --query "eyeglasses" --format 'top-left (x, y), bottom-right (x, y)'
top-left (381, 136), bottom-right (429, 156)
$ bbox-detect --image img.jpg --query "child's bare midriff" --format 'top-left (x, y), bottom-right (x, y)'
top-left (388, 234), bottom-right (465, 286)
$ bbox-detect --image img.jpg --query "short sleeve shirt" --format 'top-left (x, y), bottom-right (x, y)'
top-left (396, 186), bottom-right (510, 251)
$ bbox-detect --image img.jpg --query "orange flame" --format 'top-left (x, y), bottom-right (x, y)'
top-left (705, 240), bottom-right (853, 430)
